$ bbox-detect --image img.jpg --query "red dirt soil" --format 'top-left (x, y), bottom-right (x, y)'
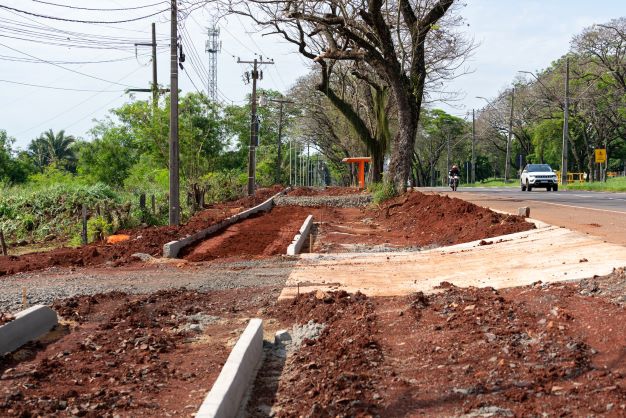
top-left (0, 187), bottom-right (282, 277)
top-left (0, 286), bottom-right (281, 417)
top-left (182, 206), bottom-right (314, 262)
top-left (248, 269), bottom-right (626, 416)
top-left (314, 191), bottom-right (534, 252)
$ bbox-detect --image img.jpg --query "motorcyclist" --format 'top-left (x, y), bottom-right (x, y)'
top-left (448, 164), bottom-right (460, 185)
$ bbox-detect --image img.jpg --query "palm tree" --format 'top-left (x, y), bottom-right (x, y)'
top-left (29, 129), bottom-right (77, 171)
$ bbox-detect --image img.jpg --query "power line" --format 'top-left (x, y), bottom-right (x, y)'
top-left (0, 53), bottom-right (153, 65)
top-left (30, 0), bottom-right (168, 12)
top-left (0, 78), bottom-right (122, 92)
top-left (0, 4), bottom-right (168, 24)
top-left (0, 41), bottom-right (142, 88)
top-left (14, 64), bottom-right (148, 136)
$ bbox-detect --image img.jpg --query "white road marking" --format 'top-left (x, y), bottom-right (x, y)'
top-left (516, 200), bottom-right (626, 215)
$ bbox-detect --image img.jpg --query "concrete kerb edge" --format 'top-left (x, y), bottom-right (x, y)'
top-left (163, 188), bottom-right (290, 258)
top-left (287, 214), bottom-right (314, 256)
top-left (195, 318), bottom-right (264, 418)
top-left (0, 305), bottom-right (58, 355)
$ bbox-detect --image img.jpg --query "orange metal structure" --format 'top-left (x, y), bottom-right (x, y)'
top-left (342, 157), bottom-right (372, 189)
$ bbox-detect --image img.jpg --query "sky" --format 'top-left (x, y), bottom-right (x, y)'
top-left (1, 0), bottom-right (624, 150)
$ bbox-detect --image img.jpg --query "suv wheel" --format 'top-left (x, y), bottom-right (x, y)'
top-left (521, 182), bottom-right (526, 191)
top-left (526, 180), bottom-right (532, 192)
top-left (553, 184), bottom-right (558, 192)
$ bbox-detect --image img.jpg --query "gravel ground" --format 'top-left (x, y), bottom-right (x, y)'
top-left (0, 257), bottom-right (295, 313)
top-left (274, 194), bottom-right (372, 208)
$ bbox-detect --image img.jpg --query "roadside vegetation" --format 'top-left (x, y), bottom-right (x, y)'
top-left (564, 176), bottom-right (626, 192)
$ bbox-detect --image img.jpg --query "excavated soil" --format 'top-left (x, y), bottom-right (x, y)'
top-left (0, 187), bottom-right (282, 277)
top-left (182, 206), bottom-right (314, 262)
top-left (247, 267), bottom-right (626, 416)
top-left (314, 191), bottom-right (533, 252)
top-left (181, 190), bottom-right (534, 261)
top-left (0, 286), bottom-right (281, 417)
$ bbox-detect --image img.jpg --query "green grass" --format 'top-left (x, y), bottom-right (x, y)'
top-left (463, 178), bottom-right (519, 188)
top-left (564, 176), bottom-right (626, 192)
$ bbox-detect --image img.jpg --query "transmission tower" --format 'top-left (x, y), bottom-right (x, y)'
top-left (205, 24), bottom-right (221, 102)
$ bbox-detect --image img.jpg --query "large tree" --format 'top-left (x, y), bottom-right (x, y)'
top-left (226, 0), bottom-right (464, 191)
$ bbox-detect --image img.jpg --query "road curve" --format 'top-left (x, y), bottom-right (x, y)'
top-left (417, 186), bottom-right (626, 246)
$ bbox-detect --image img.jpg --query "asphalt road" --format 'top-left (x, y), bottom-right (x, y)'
top-left (422, 186), bottom-right (626, 214)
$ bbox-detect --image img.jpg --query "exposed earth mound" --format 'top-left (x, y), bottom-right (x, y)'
top-left (0, 286), bottom-right (281, 417)
top-left (248, 281), bottom-right (626, 416)
top-left (371, 191), bottom-right (534, 246)
top-left (0, 187), bottom-right (281, 277)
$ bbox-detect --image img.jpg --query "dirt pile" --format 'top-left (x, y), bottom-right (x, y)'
top-left (371, 191), bottom-right (533, 246)
top-left (0, 286), bottom-right (280, 417)
top-left (578, 267), bottom-right (626, 305)
top-left (249, 291), bottom-right (384, 417)
top-left (0, 187), bottom-right (283, 277)
top-left (248, 281), bottom-right (626, 416)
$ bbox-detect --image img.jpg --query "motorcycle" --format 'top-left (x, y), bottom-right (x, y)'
top-left (449, 174), bottom-right (460, 191)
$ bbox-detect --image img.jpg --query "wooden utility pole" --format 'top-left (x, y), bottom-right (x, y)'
top-left (169, 0), bottom-right (180, 225)
top-left (237, 56), bottom-right (274, 195)
top-left (561, 57), bottom-right (569, 185)
top-left (471, 109), bottom-right (476, 184)
top-left (0, 229), bottom-right (7, 256)
top-left (128, 23), bottom-right (169, 107)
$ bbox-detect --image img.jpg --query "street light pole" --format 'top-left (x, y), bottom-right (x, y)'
top-left (505, 87), bottom-right (515, 183)
top-left (471, 109), bottom-right (476, 184)
top-left (561, 57), bottom-right (569, 185)
top-left (169, 0), bottom-right (180, 226)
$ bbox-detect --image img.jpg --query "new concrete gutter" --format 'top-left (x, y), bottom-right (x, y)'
top-left (0, 305), bottom-right (58, 355)
top-left (163, 189), bottom-right (288, 258)
top-left (287, 215), bottom-right (314, 256)
top-left (195, 318), bottom-right (263, 418)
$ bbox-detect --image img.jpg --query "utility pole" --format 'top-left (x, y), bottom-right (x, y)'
top-left (261, 97), bottom-right (293, 184)
top-left (471, 109), bottom-right (476, 184)
top-left (128, 23), bottom-right (169, 109)
top-left (505, 87), bottom-right (515, 183)
top-left (238, 56), bottom-right (275, 195)
top-left (169, 0), bottom-right (180, 225)
top-left (561, 57), bottom-right (569, 185)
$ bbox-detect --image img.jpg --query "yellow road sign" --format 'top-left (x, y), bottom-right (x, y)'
top-left (595, 148), bottom-right (607, 163)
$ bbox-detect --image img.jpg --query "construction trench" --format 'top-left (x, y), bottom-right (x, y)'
top-left (1, 187), bottom-right (626, 416)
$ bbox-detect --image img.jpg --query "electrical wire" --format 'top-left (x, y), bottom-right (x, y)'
top-left (30, 0), bottom-right (168, 12)
top-left (0, 41), bottom-right (142, 88)
top-left (0, 53), bottom-right (153, 65)
top-left (0, 78), bottom-right (122, 92)
top-left (0, 4), bottom-right (169, 24)
top-left (14, 64), bottom-right (148, 136)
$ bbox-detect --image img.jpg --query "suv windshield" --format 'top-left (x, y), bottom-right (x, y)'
top-left (526, 164), bottom-right (553, 172)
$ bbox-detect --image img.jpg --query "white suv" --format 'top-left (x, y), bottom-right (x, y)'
top-left (520, 164), bottom-right (558, 191)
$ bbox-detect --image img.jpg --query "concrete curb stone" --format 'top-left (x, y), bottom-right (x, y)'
top-left (195, 318), bottom-right (263, 418)
top-left (0, 305), bottom-right (58, 355)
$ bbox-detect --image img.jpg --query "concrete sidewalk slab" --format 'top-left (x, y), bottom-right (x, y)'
top-left (0, 305), bottom-right (58, 355)
top-left (279, 226), bottom-right (626, 299)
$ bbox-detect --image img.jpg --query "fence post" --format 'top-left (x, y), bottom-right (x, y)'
top-left (151, 195), bottom-right (156, 214)
top-left (0, 228), bottom-right (7, 256)
top-left (81, 205), bottom-right (88, 245)
top-left (139, 193), bottom-right (146, 210)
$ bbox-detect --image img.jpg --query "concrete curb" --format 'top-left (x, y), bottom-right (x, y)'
top-left (195, 318), bottom-right (263, 418)
top-left (0, 305), bottom-right (58, 355)
top-left (163, 189), bottom-right (288, 258)
top-left (287, 215), bottom-right (314, 256)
